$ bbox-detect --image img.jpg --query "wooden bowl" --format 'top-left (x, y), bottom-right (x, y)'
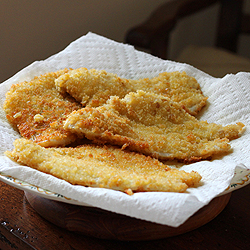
top-left (24, 191), bottom-right (231, 241)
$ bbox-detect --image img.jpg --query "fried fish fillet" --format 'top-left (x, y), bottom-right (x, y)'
top-left (55, 68), bottom-right (207, 115)
top-left (3, 69), bottom-right (82, 147)
top-left (64, 90), bottom-right (245, 162)
top-left (5, 138), bottom-right (202, 194)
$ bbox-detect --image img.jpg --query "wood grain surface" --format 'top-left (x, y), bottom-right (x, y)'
top-left (1, 180), bottom-right (250, 249)
top-left (24, 191), bottom-right (231, 241)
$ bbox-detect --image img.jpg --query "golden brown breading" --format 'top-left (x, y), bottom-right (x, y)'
top-left (64, 90), bottom-right (245, 162)
top-left (55, 68), bottom-right (207, 115)
top-left (5, 138), bottom-right (202, 194)
top-left (3, 69), bottom-right (82, 147)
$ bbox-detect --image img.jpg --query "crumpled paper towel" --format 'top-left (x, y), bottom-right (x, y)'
top-left (0, 32), bottom-right (250, 227)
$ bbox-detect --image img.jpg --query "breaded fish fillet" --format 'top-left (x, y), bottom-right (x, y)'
top-left (55, 68), bottom-right (207, 115)
top-left (5, 138), bottom-right (202, 194)
top-left (3, 70), bottom-right (82, 147)
top-left (64, 90), bottom-right (245, 162)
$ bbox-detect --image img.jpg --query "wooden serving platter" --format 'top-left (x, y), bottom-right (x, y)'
top-left (24, 191), bottom-right (231, 241)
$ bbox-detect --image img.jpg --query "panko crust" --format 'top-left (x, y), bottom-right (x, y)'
top-left (3, 69), bottom-right (82, 147)
top-left (55, 68), bottom-right (207, 115)
top-left (3, 68), bottom-right (245, 194)
top-left (64, 90), bottom-right (245, 162)
top-left (5, 138), bottom-right (202, 194)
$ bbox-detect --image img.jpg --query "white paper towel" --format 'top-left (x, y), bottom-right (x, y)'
top-left (0, 32), bottom-right (250, 227)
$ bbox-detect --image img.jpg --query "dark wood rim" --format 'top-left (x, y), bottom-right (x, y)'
top-left (25, 191), bottom-right (231, 241)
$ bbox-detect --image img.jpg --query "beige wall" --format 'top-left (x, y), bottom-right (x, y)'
top-left (1, 0), bottom-right (250, 82)
top-left (0, 0), bottom-right (167, 82)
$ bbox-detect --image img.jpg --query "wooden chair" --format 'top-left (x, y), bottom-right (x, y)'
top-left (125, 0), bottom-right (250, 77)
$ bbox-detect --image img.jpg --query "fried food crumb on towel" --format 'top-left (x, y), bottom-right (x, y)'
top-left (64, 90), bottom-right (245, 163)
top-left (3, 70), bottom-right (82, 147)
top-left (5, 138), bottom-right (202, 194)
top-left (55, 68), bottom-right (207, 115)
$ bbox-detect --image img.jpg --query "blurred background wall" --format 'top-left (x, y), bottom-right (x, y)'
top-left (1, 0), bottom-right (250, 83)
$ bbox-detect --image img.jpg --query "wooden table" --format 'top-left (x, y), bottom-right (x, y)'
top-left (0, 180), bottom-right (249, 250)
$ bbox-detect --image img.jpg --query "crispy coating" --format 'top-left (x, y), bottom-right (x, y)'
top-left (55, 68), bottom-right (207, 115)
top-left (5, 138), bottom-right (202, 194)
top-left (64, 91), bottom-right (245, 162)
top-left (3, 69), bottom-right (82, 147)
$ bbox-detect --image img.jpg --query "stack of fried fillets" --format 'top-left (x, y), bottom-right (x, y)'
top-left (4, 68), bottom-right (245, 194)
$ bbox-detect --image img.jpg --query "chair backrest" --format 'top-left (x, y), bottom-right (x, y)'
top-left (216, 0), bottom-right (244, 52)
top-left (125, 0), bottom-right (249, 59)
